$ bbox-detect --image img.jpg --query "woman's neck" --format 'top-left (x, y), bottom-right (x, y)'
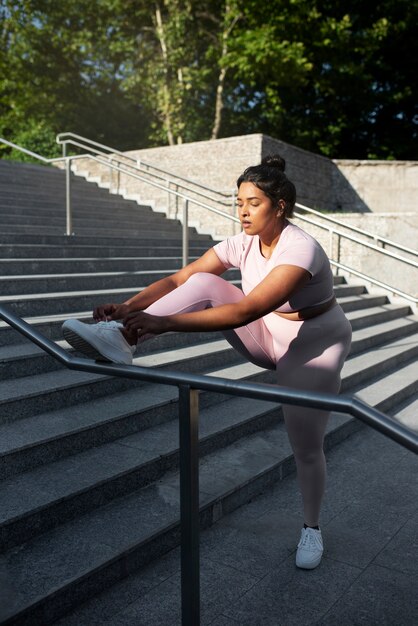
top-left (258, 220), bottom-right (286, 258)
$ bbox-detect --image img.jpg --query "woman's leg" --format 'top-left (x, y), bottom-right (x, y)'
top-left (265, 306), bottom-right (352, 526)
top-left (140, 272), bottom-right (276, 370)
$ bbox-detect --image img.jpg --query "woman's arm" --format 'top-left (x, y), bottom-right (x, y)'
top-left (123, 264), bottom-right (311, 335)
top-left (93, 248), bottom-right (227, 321)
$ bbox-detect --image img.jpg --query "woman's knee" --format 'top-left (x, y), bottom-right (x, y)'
top-left (185, 272), bottom-right (218, 288)
top-left (184, 272), bottom-right (242, 303)
top-left (292, 446), bottom-right (325, 466)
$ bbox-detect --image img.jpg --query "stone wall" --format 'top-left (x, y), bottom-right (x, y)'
top-left (334, 160), bottom-right (418, 214)
top-left (69, 134), bottom-right (418, 299)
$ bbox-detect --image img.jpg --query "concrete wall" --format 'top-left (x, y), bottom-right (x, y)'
top-left (70, 134), bottom-right (418, 299)
top-left (334, 160), bottom-right (418, 214)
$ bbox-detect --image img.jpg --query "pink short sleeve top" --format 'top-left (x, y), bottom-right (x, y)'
top-left (213, 221), bottom-right (334, 313)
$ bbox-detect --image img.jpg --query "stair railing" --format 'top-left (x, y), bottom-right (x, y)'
top-left (56, 132), bottom-right (417, 258)
top-left (0, 304), bottom-right (416, 626)
top-left (1, 136), bottom-right (417, 305)
top-left (56, 132), bottom-right (235, 210)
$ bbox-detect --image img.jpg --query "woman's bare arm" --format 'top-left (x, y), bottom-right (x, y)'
top-left (93, 248), bottom-right (227, 321)
top-left (123, 264), bottom-right (311, 335)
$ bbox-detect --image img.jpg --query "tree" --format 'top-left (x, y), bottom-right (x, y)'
top-left (1, 0), bottom-right (416, 159)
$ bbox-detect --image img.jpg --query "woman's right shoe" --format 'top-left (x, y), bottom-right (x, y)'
top-left (295, 527), bottom-right (323, 569)
top-left (62, 320), bottom-right (136, 365)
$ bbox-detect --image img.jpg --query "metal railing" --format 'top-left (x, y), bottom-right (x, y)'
top-left (56, 132), bottom-right (418, 258)
top-left (56, 132), bottom-right (235, 209)
top-left (0, 303), bottom-right (417, 625)
top-left (1, 135), bottom-right (417, 305)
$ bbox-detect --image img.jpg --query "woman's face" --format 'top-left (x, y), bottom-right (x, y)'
top-left (237, 182), bottom-right (284, 241)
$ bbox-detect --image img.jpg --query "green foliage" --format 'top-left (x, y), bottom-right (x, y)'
top-left (0, 0), bottom-right (416, 159)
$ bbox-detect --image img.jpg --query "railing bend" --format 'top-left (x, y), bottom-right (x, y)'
top-left (0, 304), bottom-right (417, 625)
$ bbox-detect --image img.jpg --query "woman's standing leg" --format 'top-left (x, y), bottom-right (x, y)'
top-left (265, 306), bottom-right (352, 564)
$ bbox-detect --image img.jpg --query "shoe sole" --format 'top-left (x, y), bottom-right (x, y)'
top-left (62, 326), bottom-right (112, 363)
top-left (295, 555), bottom-right (322, 569)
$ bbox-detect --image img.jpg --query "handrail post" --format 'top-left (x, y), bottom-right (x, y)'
top-left (178, 385), bottom-right (200, 626)
top-left (183, 199), bottom-right (189, 267)
top-left (65, 157), bottom-right (73, 236)
top-left (328, 228), bottom-right (334, 258)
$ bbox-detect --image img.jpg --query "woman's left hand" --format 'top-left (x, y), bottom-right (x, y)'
top-left (123, 311), bottom-right (169, 337)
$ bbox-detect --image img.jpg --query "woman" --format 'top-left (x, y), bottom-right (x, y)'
top-left (62, 155), bottom-right (352, 570)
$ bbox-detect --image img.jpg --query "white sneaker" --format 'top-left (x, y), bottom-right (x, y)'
top-left (62, 319), bottom-right (136, 365)
top-left (295, 527), bottom-right (323, 569)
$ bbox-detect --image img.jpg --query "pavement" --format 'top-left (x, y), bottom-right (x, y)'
top-left (56, 421), bottom-right (418, 626)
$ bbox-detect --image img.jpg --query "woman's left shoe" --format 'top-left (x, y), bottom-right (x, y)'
top-left (295, 527), bottom-right (323, 569)
top-left (62, 319), bottom-right (136, 365)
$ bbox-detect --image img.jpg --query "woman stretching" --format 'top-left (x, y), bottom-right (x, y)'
top-left (62, 155), bottom-right (352, 570)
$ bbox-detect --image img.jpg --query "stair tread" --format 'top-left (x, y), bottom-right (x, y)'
top-left (355, 360), bottom-right (418, 409)
top-left (0, 395), bottom-right (280, 524)
top-left (0, 338), bottom-right (232, 403)
top-left (2, 325), bottom-right (412, 404)
top-left (0, 410), bottom-right (352, 613)
top-left (1, 314), bottom-right (416, 363)
top-left (394, 397), bottom-right (418, 431)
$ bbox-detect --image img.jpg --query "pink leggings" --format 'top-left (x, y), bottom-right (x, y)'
top-left (142, 273), bottom-right (352, 526)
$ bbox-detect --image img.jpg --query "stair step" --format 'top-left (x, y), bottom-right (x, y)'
top-left (0, 405), bottom-right (360, 626)
top-left (0, 338), bottom-right (247, 424)
top-left (1, 312), bottom-right (416, 380)
top-left (355, 360), bottom-right (418, 414)
top-left (0, 268), bottom-right (240, 296)
top-left (393, 396), bottom-right (418, 432)
top-left (0, 256), bottom-right (197, 276)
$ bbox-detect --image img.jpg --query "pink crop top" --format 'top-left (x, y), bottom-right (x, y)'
top-left (213, 220), bottom-right (334, 313)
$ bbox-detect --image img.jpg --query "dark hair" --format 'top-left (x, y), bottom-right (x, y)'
top-left (237, 154), bottom-right (296, 218)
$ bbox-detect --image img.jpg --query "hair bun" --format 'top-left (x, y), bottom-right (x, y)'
top-left (261, 154), bottom-right (286, 172)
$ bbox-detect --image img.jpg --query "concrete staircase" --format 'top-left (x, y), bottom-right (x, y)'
top-left (0, 159), bottom-right (417, 625)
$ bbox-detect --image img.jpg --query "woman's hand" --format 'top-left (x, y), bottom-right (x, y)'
top-left (123, 311), bottom-right (169, 337)
top-left (93, 303), bottom-right (131, 322)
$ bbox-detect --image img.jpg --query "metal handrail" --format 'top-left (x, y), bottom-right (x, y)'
top-left (1, 137), bottom-right (416, 302)
top-left (295, 214), bottom-right (418, 269)
top-left (0, 305), bottom-right (416, 626)
top-left (329, 261), bottom-right (418, 303)
top-left (294, 202), bottom-right (418, 257)
top-left (56, 132), bottom-right (418, 259)
top-left (56, 132), bottom-right (234, 205)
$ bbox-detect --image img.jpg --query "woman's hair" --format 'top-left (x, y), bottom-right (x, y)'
top-left (237, 154), bottom-right (296, 218)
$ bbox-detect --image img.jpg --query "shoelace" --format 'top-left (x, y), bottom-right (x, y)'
top-left (96, 321), bottom-right (120, 329)
top-left (299, 530), bottom-right (321, 551)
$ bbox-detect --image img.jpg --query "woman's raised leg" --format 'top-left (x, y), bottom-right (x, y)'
top-left (142, 272), bottom-right (276, 370)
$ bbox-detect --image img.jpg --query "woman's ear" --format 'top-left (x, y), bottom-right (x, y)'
top-left (276, 199), bottom-right (286, 215)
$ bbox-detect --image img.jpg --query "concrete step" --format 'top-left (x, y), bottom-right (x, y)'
top-left (0, 268), bottom-right (240, 296)
top-left (1, 311), bottom-right (416, 381)
top-left (0, 232), bottom-right (212, 247)
top-left (0, 297), bottom-right (407, 349)
top-left (0, 202), bottom-right (175, 221)
top-left (0, 212), bottom-right (177, 230)
top-left (0, 243), bottom-right (211, 259)
top-left (0, 348), bottom-right (413, 625)
top-left (337, 292), bottom-right (389, 311)
top-left (0, 203), bottom-right (166, 220)
top-left (0, 256), bottom-right (195, 276)
top-left (0, 282), bottom-right (363, 318)
top-left (0, 337), bottom-right (247, 425)
top-left (0, 223), bottom-right (206, 239)
top-left (393, 395), bottom-right (418, 432)
top-left (346, 303), bottom-right (413, 329)
top-left (0, 327), bottom-right (416, 481)
top-left (354, 360), bottom-right (418, 414)
top-left (0, 394), bottom-right (282, 551)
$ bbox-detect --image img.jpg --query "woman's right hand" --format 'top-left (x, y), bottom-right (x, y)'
top-left (93, 303), bottom-right (130, 322)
